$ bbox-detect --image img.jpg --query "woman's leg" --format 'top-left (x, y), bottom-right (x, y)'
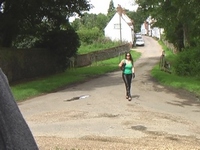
top-left (126, 74), bottom-right (132, 98)
top-left (122, 74), bottom-right (132, 98)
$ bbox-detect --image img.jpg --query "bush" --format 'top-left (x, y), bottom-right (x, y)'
top-left (77, 27), bottom-right (103, 45)
top-left (174, 47), bottom-right (200, 77)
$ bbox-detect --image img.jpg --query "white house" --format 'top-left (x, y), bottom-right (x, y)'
top-left (141, 16), bottom-right (164, 39)
top-left (104, 5), bottom-right (134, 46)
top-left (141, 21), bottom-right (148, 35)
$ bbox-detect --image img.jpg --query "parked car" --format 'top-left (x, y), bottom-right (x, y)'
top-left (135, 33), bottom-right (142, 39)
top-left (135, 38), bottom-right (145, 46)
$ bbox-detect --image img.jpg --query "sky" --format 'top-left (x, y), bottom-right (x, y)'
top-left (89, 0), bottom-right (138, 14)
top-left (69, 0), bottom-right (138, 22)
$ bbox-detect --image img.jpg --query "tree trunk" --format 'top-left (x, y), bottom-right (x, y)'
top-left (183, 23), bottom-right (190, 48)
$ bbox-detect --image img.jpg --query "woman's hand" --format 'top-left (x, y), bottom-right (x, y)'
top-left (132, 73), bottom-right (135, 78)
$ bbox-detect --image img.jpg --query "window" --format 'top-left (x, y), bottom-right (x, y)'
top-left (114, 24), bottom-right (120, 29)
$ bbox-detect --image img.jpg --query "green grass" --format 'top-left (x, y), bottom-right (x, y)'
top-left (77, 42), bottom-right (121, 54)
top-left (151, 65), bottom-right (200, 97)
top-left (151, 41), bottom-right (200, 97)
top-left (11, 50), bottom-right (141, 101)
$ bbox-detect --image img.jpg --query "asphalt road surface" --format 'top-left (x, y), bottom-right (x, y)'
top-left (19, 36), bottom-right (200, 150)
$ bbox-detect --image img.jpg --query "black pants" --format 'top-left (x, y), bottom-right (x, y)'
top-left (122, 73), bottom-right (132, 97)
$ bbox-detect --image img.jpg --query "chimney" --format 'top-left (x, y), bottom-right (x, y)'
top-left (116, 4), bottom-right (123, 16)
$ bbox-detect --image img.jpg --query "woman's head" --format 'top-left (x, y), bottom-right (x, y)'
top-left (124, 52), bottom-right (133, 64)
top-left (125, 52), bottom-right (133, 60)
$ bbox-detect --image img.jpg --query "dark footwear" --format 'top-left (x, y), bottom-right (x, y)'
top-left (126, 96), bottom-right (129, 99)
top-left (128, 97), bottom-right (132, 101)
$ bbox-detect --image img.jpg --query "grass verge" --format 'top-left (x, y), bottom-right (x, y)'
top-left (78, 41), bottom-right (121, 54)
top-left (151, 40), bottom-right (200, 98)
top-left (12, 40), bottom-right (200, 102)
top-left (11, 50), bottom-right (141, 101)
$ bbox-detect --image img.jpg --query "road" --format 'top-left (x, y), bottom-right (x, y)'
top-left (19, 36), bottom-right (200, 149)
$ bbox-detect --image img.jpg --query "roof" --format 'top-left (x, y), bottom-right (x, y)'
top-left (116, 4), bottom-right (134, 29)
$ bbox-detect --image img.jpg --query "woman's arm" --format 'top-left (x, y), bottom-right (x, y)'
top-left (132, 65), bottom-right (135, 78)
top-left (132, 66), bottom-right (135, 73)
top-left (118, 59), bottom-right (125, 68)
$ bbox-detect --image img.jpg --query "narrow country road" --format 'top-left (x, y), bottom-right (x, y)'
top-left (19, 36), bottom-right (200, 150)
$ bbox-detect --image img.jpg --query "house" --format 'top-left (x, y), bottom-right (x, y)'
top-left (141, 16), bottom-right (153, 36)
top-left (141, 16), bottom-right (164, 39)
top-left (141, 21), bottom-right (148, 35)
top-left (104, 5), bottom-right (134, 47)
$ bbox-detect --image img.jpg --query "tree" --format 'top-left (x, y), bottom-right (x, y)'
top-left (71, 12), bottom-right (108, 34)
top-left (96, 13), bottom-right (109, 32)
top-left (126, 9), bottom-right (147, 33)
top-left (34, 25), bottom-right (80, 72)
top-left (107, 0), bottom-right (116, 21)
top-left (71, 18), bottom-right (83, 31)
top-left (0, 0), bottom-right (92, 47)
top-left (135, 0), bottom-right (200, 51)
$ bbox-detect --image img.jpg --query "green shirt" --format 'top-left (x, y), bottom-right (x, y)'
top-left (123, 60), bottom-right (133, 74)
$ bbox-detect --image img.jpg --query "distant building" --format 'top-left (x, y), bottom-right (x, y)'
top-left (141, 16), bottom-right (164, 39)
top-left (104, 4), bottom-right (134, 46)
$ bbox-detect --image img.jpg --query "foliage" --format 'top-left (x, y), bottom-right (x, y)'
top-left (159, 39), bottom-right (200, 79)
top-left (0, 0), bottom-right (92, 47)
top-left (107, 0), bottom-right (115, 21)
top-left (141, 0), bottom-right (200, 75)
top-left (76, 27), bottom-right (103, 45)
top-left (71, 12), bottom-right (108, 33)
top-left (126, 9), bottom-right (147, 33)
top-left (152, 40), bottom-right (200, 97)
top-left (173, 47), bottom-right (200, 77)
top-left (35, 27), bottom-right (80, 72)
top-left (135, 0), bottom-right (200, 51)
top-left (71, 18), bottom-right (83, 31)
top-left (12, 35), bottom-right (39, 49)
top-left (78, 38), bottom-right (121, 54)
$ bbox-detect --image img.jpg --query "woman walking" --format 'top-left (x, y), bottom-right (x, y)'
top-left (118, 52), bottom-right (135, 101)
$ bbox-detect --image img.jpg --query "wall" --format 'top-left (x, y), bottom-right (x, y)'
top-left (0, 48), bottom-right (57, 83)
top-left (0, 44), bottom-right (130, 83)
top-left (76, 44), bottom-right (130, 67)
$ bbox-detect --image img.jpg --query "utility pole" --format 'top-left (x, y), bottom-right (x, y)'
top-left (117, 4), bottom-right (122, 43)
top-left (119, 13), bottom-right (122, 43)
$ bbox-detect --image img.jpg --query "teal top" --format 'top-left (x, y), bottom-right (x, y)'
top-left (123, 60), bottom-right (133, 74)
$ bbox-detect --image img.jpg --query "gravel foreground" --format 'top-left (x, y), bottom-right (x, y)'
top-left (35, 135), bottom-right (200, 150)
top-left (19, 36), bottom-right (200, 150)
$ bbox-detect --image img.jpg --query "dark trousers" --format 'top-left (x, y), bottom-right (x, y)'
top-left (122, 73), bottom-right (132, 97)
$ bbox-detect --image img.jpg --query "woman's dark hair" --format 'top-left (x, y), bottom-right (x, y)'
top-left (124, 52), bottom-right (134, 64)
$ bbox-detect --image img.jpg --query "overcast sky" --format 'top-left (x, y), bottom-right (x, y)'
top-left (69, 0), bottom-right (138, 22)
top-left (89, 0), bottom-right (138, 14)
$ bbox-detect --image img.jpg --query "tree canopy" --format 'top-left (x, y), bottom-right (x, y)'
top-left (136, 0), bottom-right (200, 51)
top-left (0, 0), bottom-right (92, 47)
top-left (107, 0), bottom-right (115, 21)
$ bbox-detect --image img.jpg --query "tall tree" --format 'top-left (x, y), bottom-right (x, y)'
top-left (107, 0), bottom-right (116, 21)
top-left (0, 0), bottom-right (92, 47)
top-left (71, 12), bottom-right (108, 33)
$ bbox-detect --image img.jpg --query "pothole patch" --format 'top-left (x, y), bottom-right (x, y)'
top-left (131, 125), bottom-right (147, 131)
top-left (64, 95), bottom-right (90, 102)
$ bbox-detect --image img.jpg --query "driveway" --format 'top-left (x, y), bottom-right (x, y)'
top-left (19, 36), bottom-right (200, 149)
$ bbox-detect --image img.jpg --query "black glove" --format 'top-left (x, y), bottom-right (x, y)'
top-left (132, 73), bottom-right (135, 78)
